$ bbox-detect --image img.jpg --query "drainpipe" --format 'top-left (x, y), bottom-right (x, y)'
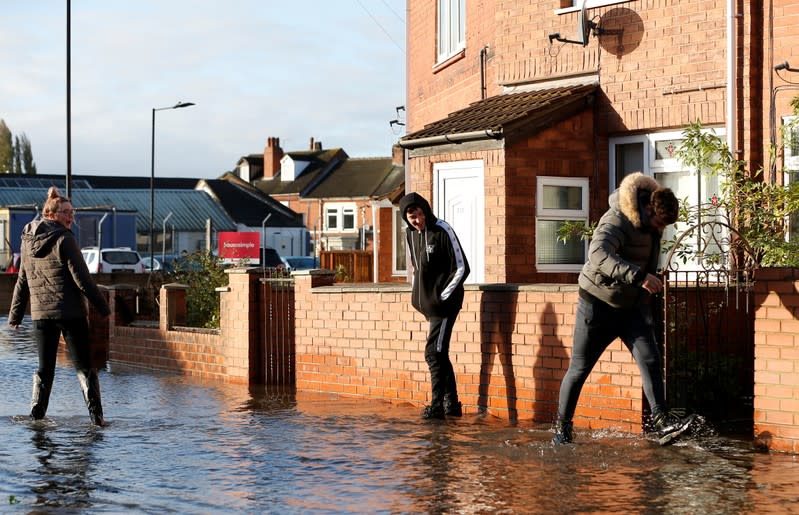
top-left (725, 0), bottom-right (737, 164)
top-left (480, 46), bottom-right (489, 100)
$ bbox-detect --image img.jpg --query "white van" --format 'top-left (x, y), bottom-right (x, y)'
top-left (81, 247), bottom-right (146, 274)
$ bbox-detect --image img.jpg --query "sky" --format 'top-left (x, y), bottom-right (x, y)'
top-left (0, 0), bottom-right (407, 179)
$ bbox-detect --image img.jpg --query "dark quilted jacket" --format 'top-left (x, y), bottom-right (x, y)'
top-left (577, 172), bottom-right (662, 309)
top-left (8, 219), bottom-right (110, 324)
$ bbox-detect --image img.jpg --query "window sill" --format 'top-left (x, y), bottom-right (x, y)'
top-left (554, 0), bottom-right (632, 15)
top-left (433, 49), bottom-right (466, 74)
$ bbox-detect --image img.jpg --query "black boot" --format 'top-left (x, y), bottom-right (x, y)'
top-left (77, 370), bottom-right (105, 427)
top-left (443, 394), bottom-right (462, 417)
top-left (552, 419), bottom-right (574, 445)
top-left (650, 410), bottom-right (695, 446)
top-left (30, 373), bottom-right (52, 420)
top-left (422, 403), bottom-right (445, 420)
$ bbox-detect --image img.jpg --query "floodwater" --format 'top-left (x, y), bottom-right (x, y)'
top-left (2, 317), bottom-right (799, 514)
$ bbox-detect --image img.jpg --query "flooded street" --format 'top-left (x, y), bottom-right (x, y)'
top-left (2, 317), bottom-right (799, 514)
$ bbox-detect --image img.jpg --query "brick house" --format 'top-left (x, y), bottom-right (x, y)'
top-left (232, 137), bottom-right (406, 282)
top-left (398, 0), bottom-right (799, 284)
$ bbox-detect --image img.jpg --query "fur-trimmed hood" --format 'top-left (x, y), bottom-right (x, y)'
top-left (612, 172), bottom-right (660, 228)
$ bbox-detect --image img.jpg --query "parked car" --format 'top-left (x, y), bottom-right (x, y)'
top-left (141, 256), bottom-right (163, 273)
top-left (5, 253), bottom-right (21, 274)
top-left (283, 255), bottom-right (320, 272)
top-left (81, 247), bottom-right (146, 273)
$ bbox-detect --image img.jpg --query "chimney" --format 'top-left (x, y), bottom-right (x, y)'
top-left (310, 137), bottom-right (322, 151)
top-left (263, 137), bottom-right (284, 178)
top-left (392, 144), bottom-right (404, 165)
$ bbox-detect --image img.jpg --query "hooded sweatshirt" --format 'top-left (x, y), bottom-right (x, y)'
top-left (399, 192), bottom-right (470, 318)
top-left (9, 219), bottom-right (110, 325)
top-left (578, 172), bottom-right (663, 309)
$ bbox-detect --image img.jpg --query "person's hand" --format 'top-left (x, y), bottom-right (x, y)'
top-left (641, 273), bottom-right (663, 294)
top-left (8, 323), bottom-right (18, 331)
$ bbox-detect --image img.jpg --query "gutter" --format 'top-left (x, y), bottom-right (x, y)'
top-left (398, 129), bottom-right (503, 150)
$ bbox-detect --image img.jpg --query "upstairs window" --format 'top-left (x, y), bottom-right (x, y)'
top-left (437, 0), bottom-right (465, 63)
top-left (324, 203), bottom-right (356, 232)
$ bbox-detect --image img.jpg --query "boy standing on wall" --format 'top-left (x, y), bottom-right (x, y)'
top-left (400, 192), bottom-right (470, 420)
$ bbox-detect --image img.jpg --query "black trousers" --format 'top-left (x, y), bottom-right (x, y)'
top-left (556, 297), bottom-right (666, 422)
top-left (425, 314), bottom-right (459, 406)
top-left (33, 317), bottom-right (93, 385)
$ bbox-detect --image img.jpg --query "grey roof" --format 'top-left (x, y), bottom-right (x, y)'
top-left (203, 178), bottom-right (305, 227)
top-left (304, 157), bottom-right (398, 199)
top-left (400, 84), bottom-right (597, 146)
top-left (254, 148), bottom-right (347, 196)
top-left (0, 173), bottom-right (203, 190)
top-left (0, 188), bottom-right (236, 232)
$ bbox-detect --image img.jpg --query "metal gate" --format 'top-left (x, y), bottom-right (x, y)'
top-left (661, 221), bottom-right (758, 434)
top-left (258, 272), bottom-right (295, 385)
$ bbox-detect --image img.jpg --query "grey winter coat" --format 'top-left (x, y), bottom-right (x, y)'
top-left (9, 219), bottom-right (110, 325)
top-left (578, 172), bottom-right (662, 309)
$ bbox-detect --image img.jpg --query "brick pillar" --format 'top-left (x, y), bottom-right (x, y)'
top-left (161, 283), bottom-right (188, 331)
top-left (218, 268), bottom-right (262, 384)
top-left (753, 267), bottom-right (799, 454)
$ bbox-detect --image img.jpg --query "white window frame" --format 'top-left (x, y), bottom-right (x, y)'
top-left (535, 176), bottom-right (589, 272)
top-left (437, 0), bottom-right (466, 63)
top-left (324, 203), bottom-right (357, 232)
top-left (392, 206), bottom-right (408, 275)
top-left (609, 129), bottom-right (726, 193)
top-left (783, 115), bottom-right (799, 243)
top-left (609, 128), bottom-right (727, 272)
top-left (784, 115), bottom-right (799, 172)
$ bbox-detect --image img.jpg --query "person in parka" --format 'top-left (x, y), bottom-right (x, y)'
top-left (399, 192), bottom-right (470, 419)
top-left (552, 173), bottom-right (695, 446)
top-left (8, 187), bottom-right (111, 426)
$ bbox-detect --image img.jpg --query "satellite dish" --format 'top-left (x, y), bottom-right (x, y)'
top-left (576, 0), bottom-right (590, 46)
top-left (548, 0), bottom-right (597, 47)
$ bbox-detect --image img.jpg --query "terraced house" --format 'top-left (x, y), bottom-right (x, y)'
top-left (399, 0), bottom-right (799, 283)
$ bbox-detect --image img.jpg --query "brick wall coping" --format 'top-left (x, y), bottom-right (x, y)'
top-left (308, 282), bottom-right (579, 294)
top-left (171, 326), bottom-right (219, 335)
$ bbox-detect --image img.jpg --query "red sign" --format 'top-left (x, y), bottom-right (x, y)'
top-left (218, 232), bottom-right (260, 264)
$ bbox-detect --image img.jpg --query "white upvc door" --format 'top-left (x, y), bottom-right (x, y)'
top-left (434, 160), bottom-right (484, 283)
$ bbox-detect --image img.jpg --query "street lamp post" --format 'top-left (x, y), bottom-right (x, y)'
top-left (150, 101), bottom-right (194, 274)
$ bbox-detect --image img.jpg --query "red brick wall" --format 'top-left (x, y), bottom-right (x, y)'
top-left (101, 266), bottom-right (799, 451)
top-left (408, 1), bottom-right (732, 137)
top-left (753, 267), bottom-right (799, 453)
top-left (293, 274), bottom-right (645, 432)
top-left (105, 270), bottom-right (260, 385)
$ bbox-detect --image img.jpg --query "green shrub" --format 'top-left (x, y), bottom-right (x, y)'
top-left (168, 251), bottom-right (228, 328)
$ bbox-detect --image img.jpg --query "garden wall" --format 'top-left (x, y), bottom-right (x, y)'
top-left (99, 267), bottom-right (799, 453)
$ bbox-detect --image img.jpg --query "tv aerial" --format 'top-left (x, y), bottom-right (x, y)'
top-left (548, 0), bottom-right (599, 47)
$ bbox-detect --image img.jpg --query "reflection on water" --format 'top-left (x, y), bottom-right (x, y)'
top-left (2, 316), bottom-right (799, 513)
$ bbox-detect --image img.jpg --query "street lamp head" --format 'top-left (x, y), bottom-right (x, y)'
top-left (174, 101), bottom-right (195, 108)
